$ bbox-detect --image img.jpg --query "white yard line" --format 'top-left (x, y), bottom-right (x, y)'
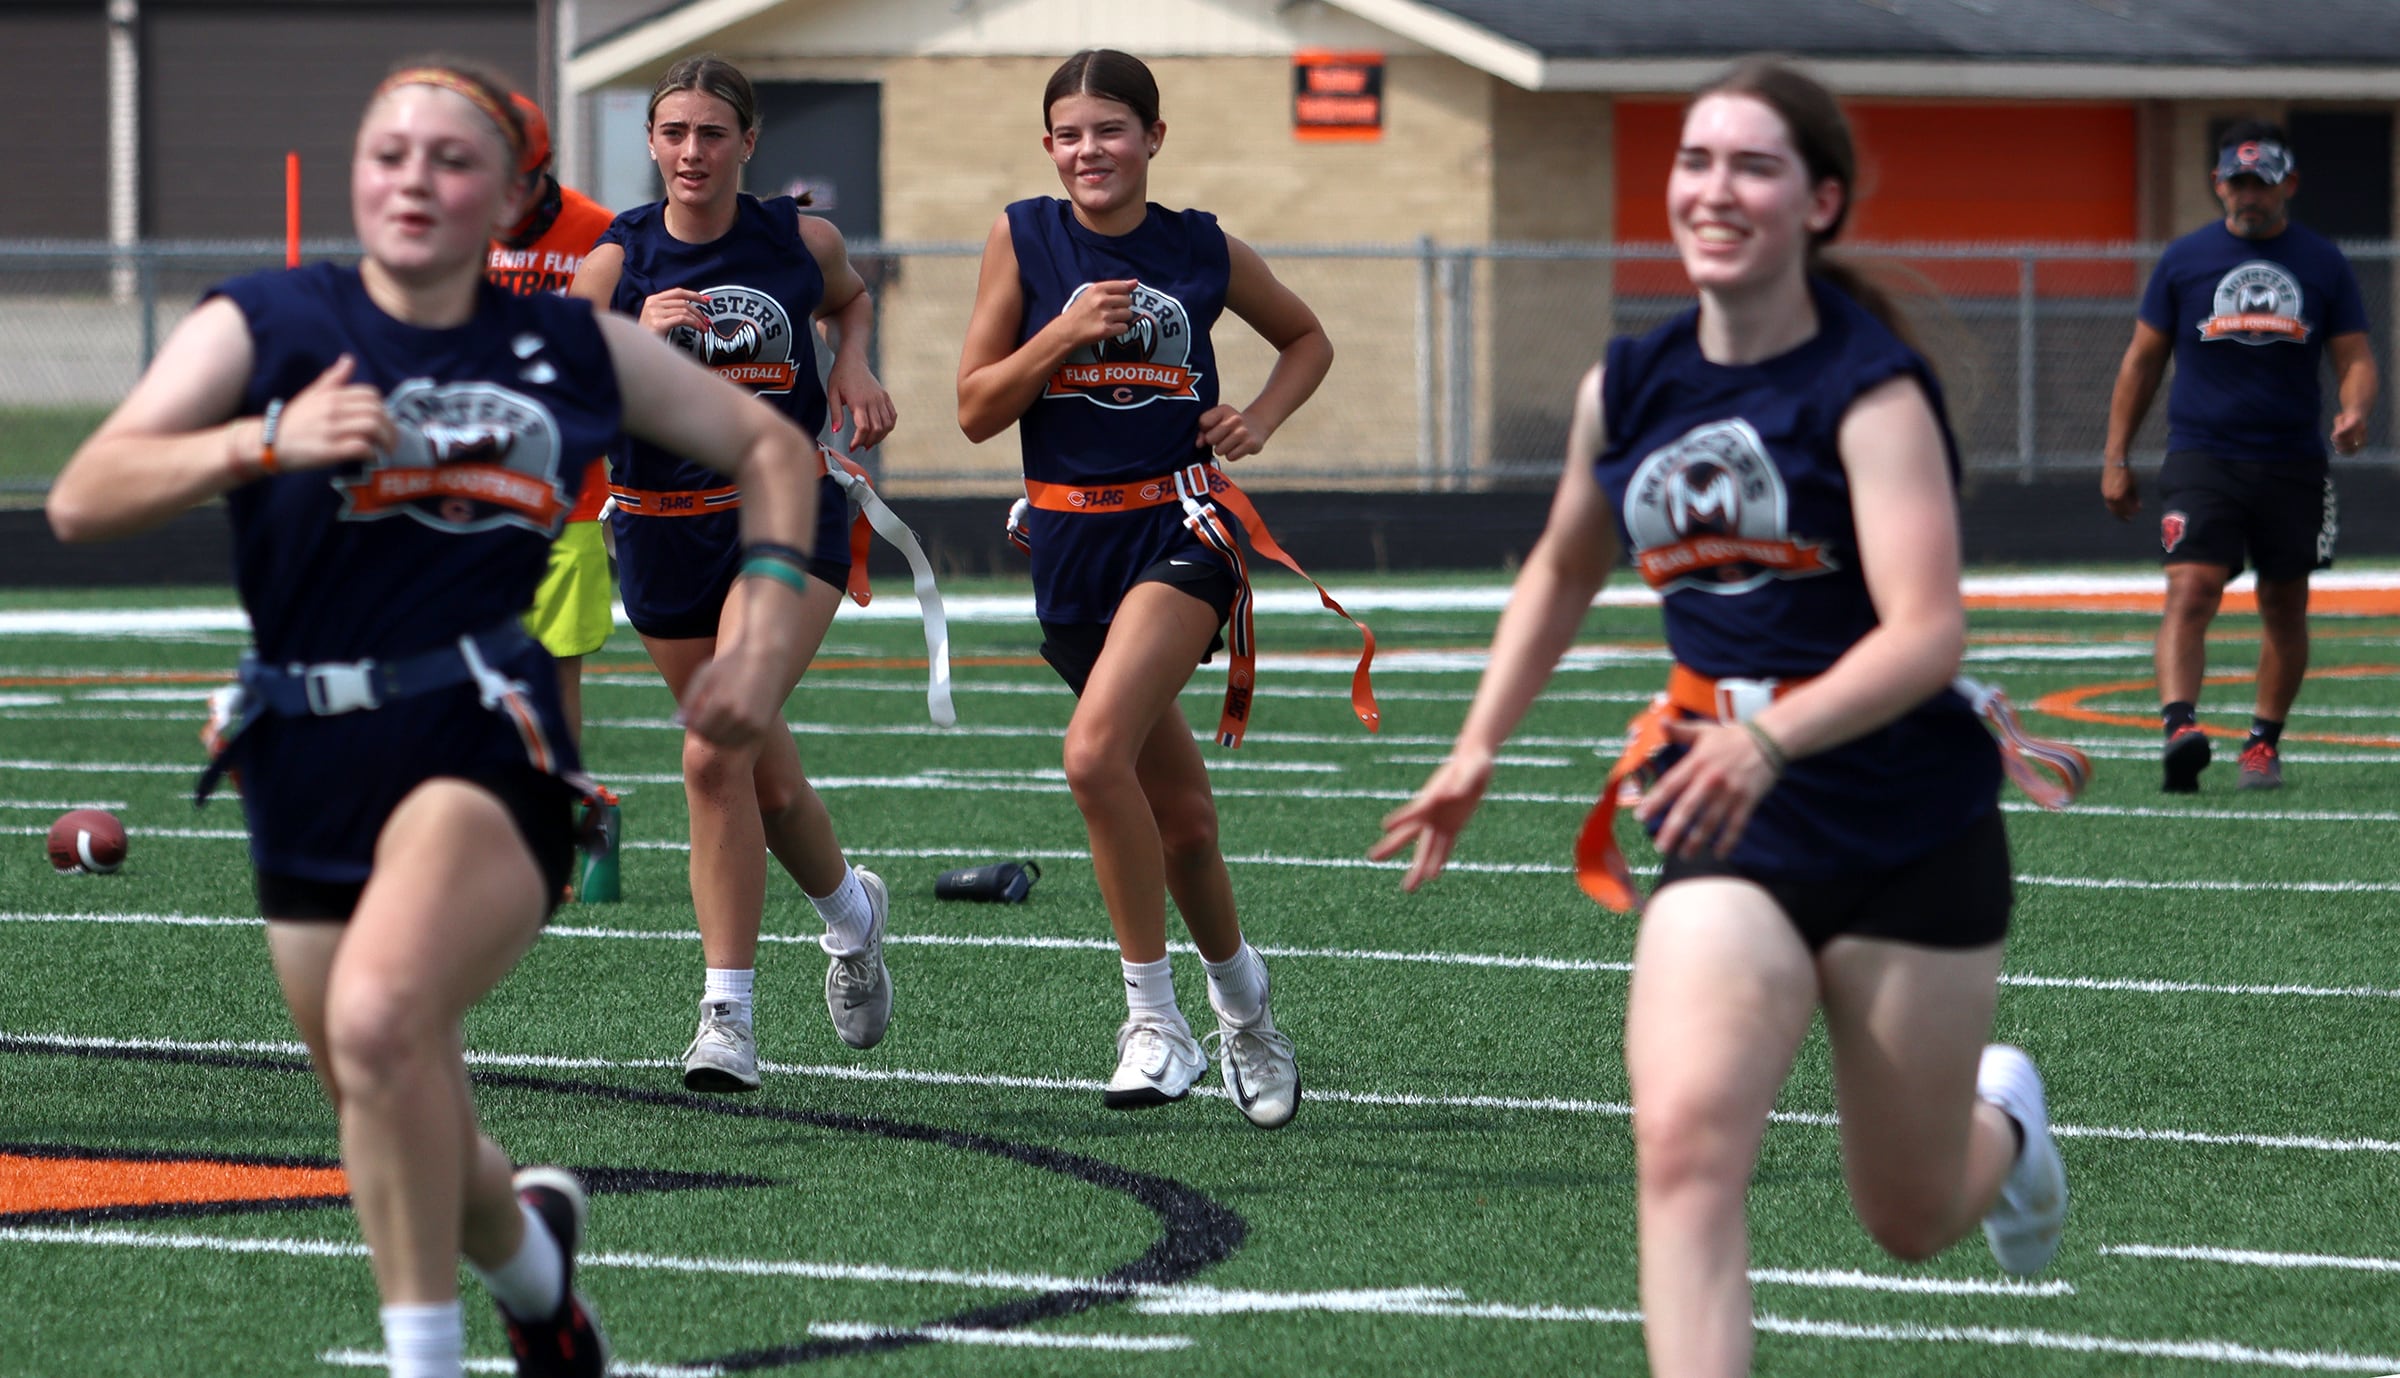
top-left (2100, 1244), bottom-right (2400, 1273)
top-left (13, 909), bottom-right (2400, 1002)
top-left (9, 1029), bottom-right (2400, 1156)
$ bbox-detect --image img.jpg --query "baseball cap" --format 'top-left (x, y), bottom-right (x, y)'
top-left (508, 92), bottom-right (553, 177)
top-left (2215, 138), bottom-right (2294, 185)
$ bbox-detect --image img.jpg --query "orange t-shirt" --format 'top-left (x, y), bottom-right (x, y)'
top-left (488, 183), bottom-right (619, 521)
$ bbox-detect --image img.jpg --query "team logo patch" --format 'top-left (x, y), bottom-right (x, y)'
top-left (2161, 510), bottom-right (2188, 552)
top-left (2200, 261), bottom-right (2310, 345)
top-left (1043, 282), bottom-right (1204, 410)
top-left (335, 380), bottom-right (570, 535)
top-left (669, 285), bottom-right (799, 393)
top-left (1622, 418), bottom-right (1836, 595)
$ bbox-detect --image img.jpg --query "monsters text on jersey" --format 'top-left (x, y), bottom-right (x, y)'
top-left (666, 285), bottom-right (798, 393)
top-left (2200, 261), bottom-right (2310, 345)
top-left (335, 379), bottom-right (571, 535)
top-left (1623, 418), bottom-right (1837, 594)
top-left (1044, 281), bottom-right (1204, 409)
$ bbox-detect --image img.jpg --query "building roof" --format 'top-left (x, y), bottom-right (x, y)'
top-left (571, 0), bottom-right (2400, 97)
top-left (1395, 0), bottom-right (2400, 64)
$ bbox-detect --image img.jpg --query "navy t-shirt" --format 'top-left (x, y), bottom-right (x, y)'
top-left (2139, 219), bottom-right (2368, 463)
top-left (212, 263), bottom-right (619, 664)
top-left (1008, 198), bottom-right (1233, 623)
top-left (1596, 278), bottom-right (2000, 879)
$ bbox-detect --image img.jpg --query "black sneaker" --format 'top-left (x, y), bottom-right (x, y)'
top-left (2162, 724), bottom-right (2211, 793)
top-left (500, 1167), bottom-right (610, 1378)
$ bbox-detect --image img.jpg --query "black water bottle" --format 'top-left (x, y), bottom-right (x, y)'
top-left (934, 859), bottom-right (1042, 903)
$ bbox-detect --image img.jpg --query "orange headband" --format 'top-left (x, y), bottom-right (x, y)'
top-left (376, 67), bottom-right (524, 162)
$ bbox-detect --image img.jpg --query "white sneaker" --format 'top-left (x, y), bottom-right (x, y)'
top-left (824, 868), bottom-right (893, 1051)
top-left (682, 999), bottom-right (760, 1093)
top-left (1204, 974), bottom-right (1300, 1130)
top-left (1979, 1043), bottom-right (2067, 1274)
top-left (1103, 1010), bottom-right (1206, 1109)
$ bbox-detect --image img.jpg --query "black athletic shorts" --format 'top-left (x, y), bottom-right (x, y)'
top-left (2157, 451), bottom-right (2337, 581)
top-left (256, 766), bottom-right (579, 922)
top-left (1039, 557), bottom-right (1240, 697)
top-left (1656, 806), bottom-right (2012, 952)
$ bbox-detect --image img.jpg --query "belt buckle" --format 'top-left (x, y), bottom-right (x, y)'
top-left (302, 660), bottom-right (381, 715)
top-left (1713, 677), bottom-right (1777, 724)
top-left (1177, 461), bottom-right (1213, 499)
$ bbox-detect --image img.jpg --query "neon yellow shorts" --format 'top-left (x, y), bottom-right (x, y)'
top-left (524, 520), bottom-right (614, 658)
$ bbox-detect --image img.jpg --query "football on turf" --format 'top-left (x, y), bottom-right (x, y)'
top-left (47, 809), bottom-right (126, 874)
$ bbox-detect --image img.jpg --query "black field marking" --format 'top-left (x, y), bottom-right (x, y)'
top-left (2, 1037), bottom-right (1248, 1368)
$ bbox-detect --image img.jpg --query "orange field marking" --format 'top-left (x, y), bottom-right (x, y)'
top-left (0, 671), bottom-right (228, 690)
top-left (2034, 664), bottom-right (2400, 748)
top-left (1966, 587), bottom-right (2400, 616)
top-left (0, 1151), bottom-right (347, 1215)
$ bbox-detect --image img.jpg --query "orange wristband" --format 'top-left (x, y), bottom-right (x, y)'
top-left (255, 399), bottom-right (284, 475)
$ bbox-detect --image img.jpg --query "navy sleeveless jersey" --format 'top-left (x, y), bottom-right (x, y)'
top-left (599, 194), bottom-right (846, 634)
top-left (1008, 198), bottom-right (1232, 623)
top-left (208, 262), bottom-right (615, 880)
top-left (1595, 278), bottom-right (2000, 878)
top-left (2138, 219), bottom-right (2368, 464)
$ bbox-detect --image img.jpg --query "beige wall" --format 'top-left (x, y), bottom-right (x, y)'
top-left (860, 52), bottom-right (1504, 490)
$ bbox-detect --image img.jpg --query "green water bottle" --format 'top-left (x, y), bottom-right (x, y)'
top-left (575, 799), bottom-right (622, 903)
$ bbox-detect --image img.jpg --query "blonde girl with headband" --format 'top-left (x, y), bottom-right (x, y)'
top-left (49, 57), bottom-right (833, 1378)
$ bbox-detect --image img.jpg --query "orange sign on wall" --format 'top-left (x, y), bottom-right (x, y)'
top-left (1294, 50), bottom-right (1383, 142)
top-left (1612, 99), bottom-right (2139, 295)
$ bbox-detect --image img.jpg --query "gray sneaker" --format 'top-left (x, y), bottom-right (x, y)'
top-left (1204, 972), bottom-right (1301, 1130)
top-left (824, 867), bottom-right (892, 1050)
top-left (681, 999), bottom-right (760, 1093)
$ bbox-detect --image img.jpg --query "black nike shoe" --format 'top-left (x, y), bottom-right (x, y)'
top-left (499, 1167), bottom-right (610, 1378)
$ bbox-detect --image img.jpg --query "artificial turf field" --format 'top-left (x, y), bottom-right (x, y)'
top-left (4, 572), bottom-right (2399, 1377)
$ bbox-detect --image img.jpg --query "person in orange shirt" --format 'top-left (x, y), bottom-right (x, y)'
top-left (489, 93), bottom-right (619, 740)
top-left (490, 93), bottom-right (626, 900)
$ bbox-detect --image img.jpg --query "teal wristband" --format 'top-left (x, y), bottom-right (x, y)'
top-left (740, 555), bottom-right (815, 598)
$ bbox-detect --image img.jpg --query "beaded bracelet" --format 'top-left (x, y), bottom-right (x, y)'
top-left (1741, 719), bottom-right (1788, 778)
top-left (257, 399), bottom-right (285, 475)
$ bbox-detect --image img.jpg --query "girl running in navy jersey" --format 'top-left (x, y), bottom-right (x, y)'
top-left (49, 60), bottom-right (827, 1378)
top-left (957, 49), bottom-right (1334, 1126)
top-left (1372, 58), bottom-right (2069, 1374)
top-left (572, 56), bottom-right (899, 1091)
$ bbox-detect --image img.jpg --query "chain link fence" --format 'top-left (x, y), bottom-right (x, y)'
top-left (4, 239), bottom-right (2392, 494)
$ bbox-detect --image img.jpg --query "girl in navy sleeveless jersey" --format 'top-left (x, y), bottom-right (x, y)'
top-left (957, 50), bottom-right (1333, 1126)
top-left (48, 62), bottom-right (828, 1378)
top-left (571, 56), bottom-right (899, 1093)
top-left (1374, 59), bottom-right (2070, 1374)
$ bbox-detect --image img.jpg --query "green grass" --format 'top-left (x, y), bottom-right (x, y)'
top-left (4, 575), bottom-right (2400, 1375)
top-left (0, 406), bottom-right (108, 490)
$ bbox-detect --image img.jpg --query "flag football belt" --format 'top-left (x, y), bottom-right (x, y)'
top-left (1021, 460), bottom-right (1379, 748)
top-left (196, 621), bottom-right (573, 804)
top-left (1573, 666), bottom-right (2093, 913)
top-left (608, 482), bottom-right (743, 516)
top-left (615, 454), bottom-right (956, 727)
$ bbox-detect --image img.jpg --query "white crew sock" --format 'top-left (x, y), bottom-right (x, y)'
top-left (379, 1301), bottom-right (464, 1378)
top-left (1122, 956), bottom-right (1183, 1023)
top-left (1204, 943), bottom-right (1268, 1027)
top-left (810, 865), bottom-right (877, 955)
top-left (703, 967), bottom-right (755, 1019)
top-left (470, 1198), bottom-right (565, 1320)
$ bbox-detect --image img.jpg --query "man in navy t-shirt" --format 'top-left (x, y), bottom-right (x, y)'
top-left (2101, 121), bottom-right (2377, 792)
